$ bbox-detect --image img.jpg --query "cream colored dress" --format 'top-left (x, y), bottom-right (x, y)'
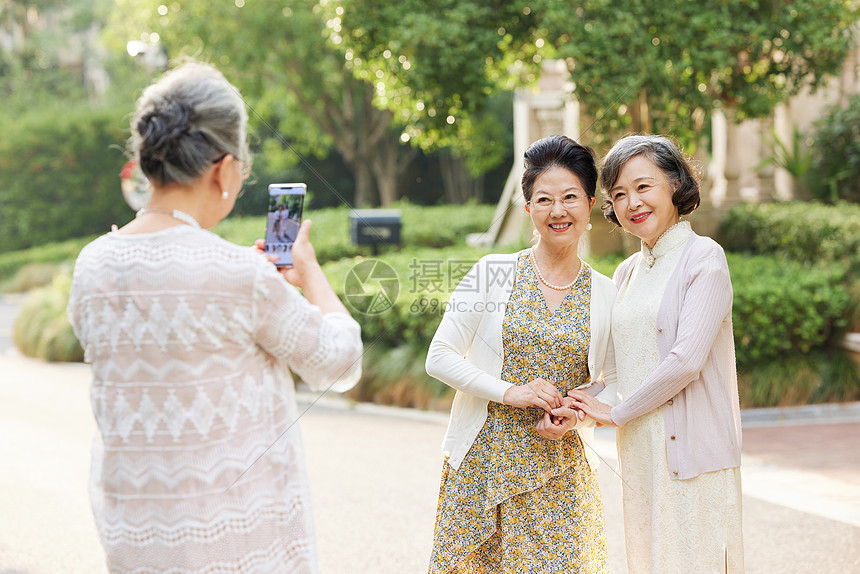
top-left (612, 222), bottom-right (744, 574)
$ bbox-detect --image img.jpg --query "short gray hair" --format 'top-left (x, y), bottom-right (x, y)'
top-left (130, 60), bottom-right (249, 186)
top-left (600, 134), bottom-right (700, 227)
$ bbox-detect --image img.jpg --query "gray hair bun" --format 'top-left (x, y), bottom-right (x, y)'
top-left (130, 61), bottom-right (248, 186)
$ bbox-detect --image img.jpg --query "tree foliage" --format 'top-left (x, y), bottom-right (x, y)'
top-left (325, 0), bottom-right (537, 173)
top-left (332, 0), bottom-right (857, 150)
top-left (0, 0), bottom-right (114, 113)
top-left (104, 0), bottom-right (415, 206)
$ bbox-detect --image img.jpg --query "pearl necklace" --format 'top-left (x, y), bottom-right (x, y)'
top-left (529, 248), bottom-right (581, 291)
top-left (643, 220), bottom-right (684, 269)
top-left (136, 208), bottom-right (201, 229)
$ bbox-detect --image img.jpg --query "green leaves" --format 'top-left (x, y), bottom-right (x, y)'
top-left (0, 107), bottom-right (131, 253)
top-left (811, 94), bottom-right (860, 203)
top-left (720, 201), bottom-right (860, 266)
top-left (332, 0), bottom-right (857, 153)
top-left (729, 253), bottom-right (850, 366)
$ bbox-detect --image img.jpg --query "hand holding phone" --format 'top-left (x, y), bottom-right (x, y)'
top-left (264, 183), bottom-right (306, 267)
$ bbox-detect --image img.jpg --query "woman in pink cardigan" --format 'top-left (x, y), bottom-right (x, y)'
top-left (565, 135), bottom-right (744, 573)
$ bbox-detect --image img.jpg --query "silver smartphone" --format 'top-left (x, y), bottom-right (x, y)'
top-left (264, 183), bottom-right (306, 267)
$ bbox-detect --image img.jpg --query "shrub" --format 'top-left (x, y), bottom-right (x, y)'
top-left (720, 201), bottom-right (860, 269)
top-left (213, 201), bottom-right (499, 263)
top-left (0, 262), bottom-right (64, 293)
top-left (0, 235), bottom-right (94, 284)
top-left (810, 94), bottom-right (860, 203)
top-left (728, 253), bottom-right (851, 366)
top-left (346, 342), bottom-right (453, 411)
top-left (0, 107), bottom-right (133, 253)
top-left (738, 349), bottom-right (860, 408)
top-left (322, 244), bottom-right (495, 348)
top-left (13, 270), bottom-right (83, 362)
top-left (847, 278), bottom-right (860, 333)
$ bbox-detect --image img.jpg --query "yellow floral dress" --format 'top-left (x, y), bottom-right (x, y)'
top-left (428, 251), bottom-right (608, 574)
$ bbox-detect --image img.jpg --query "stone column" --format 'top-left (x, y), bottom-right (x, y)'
top-left (756, 116), bottom-right (776, 202)
top-left (723, 107), bottom-right (743, 208)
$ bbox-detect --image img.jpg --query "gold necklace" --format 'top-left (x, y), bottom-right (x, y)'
top-left (529, 248), bottom-right (581, 291)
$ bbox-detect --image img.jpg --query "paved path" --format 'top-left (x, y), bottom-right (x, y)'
top-left (1, 351), bottom-right (859, 573)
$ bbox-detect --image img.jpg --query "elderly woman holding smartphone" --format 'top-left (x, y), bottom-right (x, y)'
top-left (565, 135), bottom-right (744, 573)
top-left (425, 135), bottom-right (617, 574)
top-left (67, 61), bottom-right (362, 573)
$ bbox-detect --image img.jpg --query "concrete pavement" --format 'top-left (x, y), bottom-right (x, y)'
top-left (1, 349), bottom-right (859, 573)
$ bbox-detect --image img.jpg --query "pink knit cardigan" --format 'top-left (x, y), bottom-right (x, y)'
top-left (610, 233), bottom-right (743, 480)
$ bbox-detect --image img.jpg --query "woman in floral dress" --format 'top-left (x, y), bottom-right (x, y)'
top-left (425, 135), bottom-right (617, 573)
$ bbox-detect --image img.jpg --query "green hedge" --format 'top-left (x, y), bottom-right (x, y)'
top-left (738, 349), bottom-right (860, 407)
top-left (214, 201), bottom-right (499, 264)
top-left (0, 203), bottom-right (497, 285)
top-left (326, 248), bottom-right (851, 372)
top-left (0, 107), bottom-right (133, 253)
top-left (0, 235), bottom-right (95, 285)
top-left (728, 253), bottom-right (850, 366)
top-left (720, 201), bottom-right (860, 269)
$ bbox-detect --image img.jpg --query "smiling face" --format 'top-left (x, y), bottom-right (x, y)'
top-left (526, 166), bottom-right (595, 251)
top-left (608, 155), bottom-right (680, 248)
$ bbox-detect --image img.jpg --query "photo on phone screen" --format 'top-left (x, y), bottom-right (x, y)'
top-left (264, 183), bottom-right (306, 267)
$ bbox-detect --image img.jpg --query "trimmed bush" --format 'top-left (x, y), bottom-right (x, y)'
top-left (720, 201), bottom-right (860, 269)
top-left (214, 201), bottom-right (499, 264)
top-left (0, 107), bottom-right (133, 253)
top-left (347, 342), bottom-right (452, 411)
top-left (13, 270), bottom-right (83, 362)
top-left (847, 278), bottom-right (860, 332)
top-left (729, 253), bottom-right (850, 366)
top-left (0, 262), bottom-right (64, 293)
top-left (0, 235), bottom-right (94, 284)
top-left (738, 349), bottom-right (860, 408)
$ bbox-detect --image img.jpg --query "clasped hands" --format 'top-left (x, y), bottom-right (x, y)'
top-left (502, 379), bottom-right (615, 441)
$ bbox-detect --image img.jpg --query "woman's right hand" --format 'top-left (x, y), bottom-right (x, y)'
top-left (565, 389), bottom-right (616, 427)
top-left (280, 220), bottom-right (322, 290)
top-left (503, 378), bottom-right (563, 413)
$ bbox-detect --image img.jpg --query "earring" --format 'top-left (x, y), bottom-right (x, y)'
top-left (586, 222), bottom-right (593, 231)
top-left (222, 191), bottom-right (229, 200)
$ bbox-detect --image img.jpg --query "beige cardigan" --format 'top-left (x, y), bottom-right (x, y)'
top-left (425, 251), bottom-right (618, 471)
top-left (610, 233), bottom-right (743, 479)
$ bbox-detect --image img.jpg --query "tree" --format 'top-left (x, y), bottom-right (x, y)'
top-left (0, 0), bottom-right (114, 114)
top-left (331, 0), bottom-right (857, 152)
top-left (104, 0), bottom-right (415, 206)
top-left (547, 0), bottom-right (858, 147)
top-left (325, 0), bottom-right (530, 196)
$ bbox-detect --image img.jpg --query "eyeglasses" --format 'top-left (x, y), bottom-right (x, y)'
top-left (529, 194), bottom-right (587, 210)
top-left (213, 152), bottom-right (251, 181)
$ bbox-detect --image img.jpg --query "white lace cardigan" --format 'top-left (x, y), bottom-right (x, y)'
top-left (67, 226), bottom-right (362, 574)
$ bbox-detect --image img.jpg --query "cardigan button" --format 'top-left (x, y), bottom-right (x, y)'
top-left (657, 328), bottom-right (663, 333)
top-left (670, 435), bottom-right (676, 440)
top-left (673, 471), bottom-right (679, 476)
top-left (667, 399), bottom-right (673, 406)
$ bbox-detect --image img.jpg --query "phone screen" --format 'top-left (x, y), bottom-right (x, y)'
top-left (265, 183), bottom-right (306, 267)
